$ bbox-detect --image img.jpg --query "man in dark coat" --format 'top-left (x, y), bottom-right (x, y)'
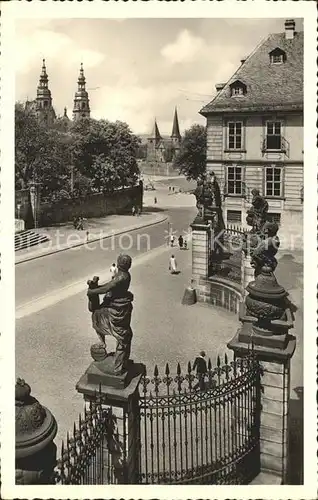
top-left (193, 351), bottom-right (207, 390)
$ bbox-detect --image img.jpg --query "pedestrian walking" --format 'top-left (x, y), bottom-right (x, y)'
top-left (172, 186), bottom-right (175, 193)
top-left (169, 186), bottom-right (171, 192)
top-left (170, 234), bottom-right (175, 247)
top-left (86, 230), bottom-right (89, 242)
top-left (154, 196), bottom-right (157, 204)
top-left (178, 235), bottom-right (184, 250)
top-left (193, 351), bottom-right (207, 391)
top-left (110, 263), bottom-right (117, 279)
top-left (169, 255), bottom-right (178, 274)
top-left (183, 238), bottom-right (187, 250)
top-left (132, 205), bottom-right (136, 216)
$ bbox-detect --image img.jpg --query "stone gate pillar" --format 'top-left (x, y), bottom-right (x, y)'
top-left (241, 252), bottom-right (254, 297)
top-left (76, 345), bottom-right (145, 484)
top-left (228, 266), bottom-right (296, 484)
top-left (15, 378), bottom-right (58, 484)
top-left (190, 220), bottom-right (211, 281)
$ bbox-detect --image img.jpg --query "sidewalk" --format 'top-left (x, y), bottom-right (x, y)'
top-left (15, 211), bottom-right (167, 264)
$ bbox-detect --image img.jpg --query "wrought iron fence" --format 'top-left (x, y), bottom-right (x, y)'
top-left (138, 354), bottom-right (261, 484)
top-left (55, 399), bottom-right (119, 484)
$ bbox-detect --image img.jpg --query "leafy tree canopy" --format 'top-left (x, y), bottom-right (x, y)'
top-left (173, 124), bottom-right (206, 181)
top-left (15, 103), bottom-right (71, 201)
top-left (70, 118), bottom-right (141, 192)
top-left (15, 104), bottom-right (141, 201)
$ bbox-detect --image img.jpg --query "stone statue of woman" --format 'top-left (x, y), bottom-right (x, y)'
top-left (87, 254), bottom-right (134, 375)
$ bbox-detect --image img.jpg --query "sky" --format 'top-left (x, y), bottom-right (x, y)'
top-left (15, 18), bottom-right (303, 136)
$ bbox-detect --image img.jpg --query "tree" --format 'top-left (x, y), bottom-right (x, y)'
top-left (173, 124), bottom-right (206, 181)
top-left (15, 103), bottom-right (71, 201)
top-left (70, 118), bottom-right (140, 192)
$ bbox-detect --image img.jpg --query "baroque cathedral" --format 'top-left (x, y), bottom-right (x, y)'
top-left (25, 59), bottom-right (90, 129)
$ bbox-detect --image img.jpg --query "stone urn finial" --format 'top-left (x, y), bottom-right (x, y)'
top-left (15, 378), bottom-right (58, 484)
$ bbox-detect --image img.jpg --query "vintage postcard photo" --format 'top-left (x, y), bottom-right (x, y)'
top-left (0, 0), bottom-right (316, 498)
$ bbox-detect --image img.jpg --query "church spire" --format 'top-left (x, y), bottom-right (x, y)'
top-left (73, 63), bottom-right (90, 121)
top-left (171, 107), bottom-right (181, 140)
top-left (35, 59), bottom-right (55, 126)
top-left (150, 118), bottom-right (162, 144)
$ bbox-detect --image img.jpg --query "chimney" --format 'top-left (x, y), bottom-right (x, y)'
top-left (285, 19), bottom-right (295, 40)
top-left (215, 83), bottom-right (226, 92)
top-left (240, 57), bottom-right (247, 65)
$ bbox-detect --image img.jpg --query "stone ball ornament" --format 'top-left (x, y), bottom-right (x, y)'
top-left (90, 342), bottom-right (108, 361)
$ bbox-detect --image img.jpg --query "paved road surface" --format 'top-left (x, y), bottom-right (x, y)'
top-left (16, 207), bottom-right (194, 307)
top-left (16, 205), bottom-right (239, 447)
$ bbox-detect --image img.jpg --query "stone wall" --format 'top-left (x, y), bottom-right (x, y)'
top-left (196, 275), bottom-right (242, 314)
top-left (24, 185), bottom-right (142, 227)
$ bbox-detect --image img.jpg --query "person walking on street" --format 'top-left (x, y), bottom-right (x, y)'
top-left (193, 351), bottom-right (207, 391)
top-left (110, 263), bottom-right (117, 279)
top-left (183, 238), bottom-right (187, 250)
top-left (170, 234), bottom-right (175, 247)
top-left (169, 255), bottom-right (178, 274)
top-left (178, 235), bottom-right (184, 250)
top-left (132, 205), bottom-right (136, 216)
top-left (154, 196), bottom-right (157, 204)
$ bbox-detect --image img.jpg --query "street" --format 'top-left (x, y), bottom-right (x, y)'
top-left (17, 200), bottom-right (241, 447)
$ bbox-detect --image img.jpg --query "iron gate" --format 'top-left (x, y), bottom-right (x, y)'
top-left (138, 354), bottom-right (261, 484)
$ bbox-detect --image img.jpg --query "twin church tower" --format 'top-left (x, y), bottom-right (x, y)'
top-left (28, 59), bottom-right (90, 127)
top-left (30, 59), bottom-right (182, 163)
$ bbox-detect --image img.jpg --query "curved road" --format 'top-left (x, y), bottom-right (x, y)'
top-left (16, 207), bottom-right (195, 307)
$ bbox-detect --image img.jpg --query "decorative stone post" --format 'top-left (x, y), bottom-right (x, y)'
top-left (241, 252), bottom-right (254, 296)
top-left (15, 378), bottom-right (58, 484)
top-left (228, 265), bottom-right (295, 484)
top-left (191, 220), bottom-right (211, 281)
top-left (76, 345), bottom-right (145, 484)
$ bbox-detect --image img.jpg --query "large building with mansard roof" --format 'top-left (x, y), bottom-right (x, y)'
top-left (200, 19), bottom-right (303, 246)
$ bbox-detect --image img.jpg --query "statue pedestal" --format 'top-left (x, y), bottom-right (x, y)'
top-left (76, 359), bottom-right (145, 401)
top-left (76, 360), bottom-right (145, 484)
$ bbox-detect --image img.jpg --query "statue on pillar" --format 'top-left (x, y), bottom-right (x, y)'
top-left (250, 221), bottom-right (280, 277)
top-left (194, 172), bottom-right (225, 228)
top-left (87, 254), bottom-right (134, 376)
top-left (246, 188), bottom-right (269, 233)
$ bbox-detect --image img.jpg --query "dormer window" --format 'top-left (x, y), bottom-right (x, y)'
top-left (230, 80), bottom-right (247, 97)
top-left (269, 47), bottom-right (286, 64)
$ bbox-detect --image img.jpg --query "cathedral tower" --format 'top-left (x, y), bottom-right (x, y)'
top-left (147, 119), bottom-right (164, 162)
top-left (35, 59), bottom-right (56, 127)
top-left (73, 63), bottom-right (90, 121)
top-left (171, 107), bottom-right (181, 156)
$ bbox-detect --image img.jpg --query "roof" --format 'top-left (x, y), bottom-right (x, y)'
top-left (149, 119), bottom-right (162, 140)
top-left (171, 108), bottom-right (181, 138)
top-left (200, 30), bottom-right (303, 115)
